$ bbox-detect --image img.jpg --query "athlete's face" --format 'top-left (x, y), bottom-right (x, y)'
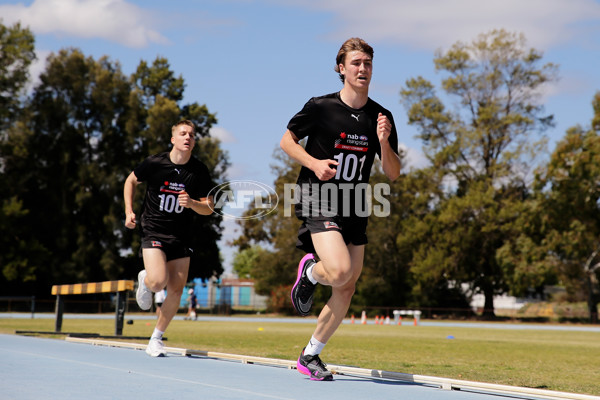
top-left (171, 124), bottom-right (196, 152)
top-left (339, 51), bottom-right (372, 90)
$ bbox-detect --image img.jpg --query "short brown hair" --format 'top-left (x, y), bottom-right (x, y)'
top-left (171, 120), bottom-right (195, 136)
top-left (334, 38), bottom-right (374, 83)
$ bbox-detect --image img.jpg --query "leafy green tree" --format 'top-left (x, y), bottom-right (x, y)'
top-left (400, 29), bottom-right (558, 317)
top-left (0, 21), bottom-right (40, 291)
top-left (366, 164), bottom-right (474, 314)
top-left (1, 43), bottom-right (227, 296)
top-left (499, 94), bottom-right (600, 324)
top-left (0, 21), bottom-right (35, 131)
top-left (356, 165), bottom-right (411, 312)
top-left (232, 245), bottom-right (267, 279)
top-left (20, 49), bottom-right (137, 287)
top-left (531, 96), bottom-right (600, 321)
top-left (495, 197), bottom-right (559, 300)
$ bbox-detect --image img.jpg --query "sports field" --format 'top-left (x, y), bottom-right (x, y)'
top-left (1, 313), bottom-right (599, 396)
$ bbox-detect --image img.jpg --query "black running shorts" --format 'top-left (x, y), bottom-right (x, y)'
top-left (296, 216), bottom-right (368, 254)
top-left (140, 237), bottom-right (193, 261)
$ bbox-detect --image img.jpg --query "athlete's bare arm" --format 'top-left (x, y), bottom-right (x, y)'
top-left (280, 130), bottom-right (339, 181)
top-left (177, 192), bottom-right (214, 216)
top-left (376, 113), bottom-right (401, 181)
top-left (124, 171), bottom-right (139, 229)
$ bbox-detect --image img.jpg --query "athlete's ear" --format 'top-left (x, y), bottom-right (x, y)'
top-left (171, 135), bottom-right (175, 145)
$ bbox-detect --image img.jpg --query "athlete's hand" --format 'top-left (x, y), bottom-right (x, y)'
top-left (312, 159), bottom-right (339, 181)
top-left (377, 113), bottom-right (391, 143)
top-left (178, 190), bottom-right (193, 208)
top-left (125, 212), bottom-right (136, 229)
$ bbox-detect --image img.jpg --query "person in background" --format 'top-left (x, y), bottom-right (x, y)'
top-left (124, 119), bottom-right (214, 357)
top-left (154, 288), bottom-right (166, 317)
top-left (184, 288), bottom-right (197, 320)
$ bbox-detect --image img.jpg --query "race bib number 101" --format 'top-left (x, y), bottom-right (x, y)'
top-left (333, 153), bottom-right (366, 181)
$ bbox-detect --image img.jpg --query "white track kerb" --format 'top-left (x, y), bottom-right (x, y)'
top-left (66, 337), bottom-right (598, 400)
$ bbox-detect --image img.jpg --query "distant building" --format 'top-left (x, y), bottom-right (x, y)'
top-left (180, 276), bottom-right (268, 311)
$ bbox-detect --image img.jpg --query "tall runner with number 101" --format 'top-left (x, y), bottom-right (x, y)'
top-left (280, 37), bottom-right (401, 381)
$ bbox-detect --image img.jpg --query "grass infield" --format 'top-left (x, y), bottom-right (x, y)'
top-left (2, 315), bottom-right (599, 396)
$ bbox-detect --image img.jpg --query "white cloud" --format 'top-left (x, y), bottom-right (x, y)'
top-left (24, 49), bottom-right (51, 93)
top-left (399, 143), bottom-right (429, 170)
top-left (0, 0), bottom-right (169, 48)
top-left (226, 163), bottom-right (252, 180)
top-left (279, 0), bottom-right (600, 51)
top-left (210, 126), bottom-right (237, 143)
top-left (536, 71), bottom-right (591, 104)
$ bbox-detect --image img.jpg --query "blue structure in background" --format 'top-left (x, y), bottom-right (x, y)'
top-left (178, 277), bottom-right (266, 310)
top-left (179, 278), bottom-right (232, 308)
top-left (239, 286), bottom-right (251, 305)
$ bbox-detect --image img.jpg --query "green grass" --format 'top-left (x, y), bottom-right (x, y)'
top-left (2, 315), bottom-right (600, 396)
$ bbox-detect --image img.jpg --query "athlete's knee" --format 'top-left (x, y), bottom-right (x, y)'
top-left (166, 278), bottom-right (186, 299)
top-left (323, 261), bottom-right (354, 286)
top-left (145, 274), bottom-right (168, 292)
top-left (168, 286), bottom-right (184, 299)
top-left (334, 281), bottom-right (356, 303)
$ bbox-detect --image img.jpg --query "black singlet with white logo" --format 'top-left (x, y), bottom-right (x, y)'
top-left (134, 152), bottom-right (212, 241)
top-left (287, 92), bottom-right (399, 219)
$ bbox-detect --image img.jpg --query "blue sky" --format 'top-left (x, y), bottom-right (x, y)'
top-left (2, 0), bottom-right (600, 273)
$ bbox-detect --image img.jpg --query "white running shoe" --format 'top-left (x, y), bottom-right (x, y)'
top-left (145, 337), bottom-right (166, 357)
top-left (136, 270), bottom-right (152, 310)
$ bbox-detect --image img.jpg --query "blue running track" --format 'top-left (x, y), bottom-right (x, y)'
top-left (1, 333), bottom-right (594, 400)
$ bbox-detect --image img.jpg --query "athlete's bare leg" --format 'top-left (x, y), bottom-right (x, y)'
top-left (156, 258), bottom-right (188, 331)
top-left (142, 249), bottom-right (169, 290)
top-left (142, 249), bottom-right (189, 332)
top-left (310, 233), bottom-right (364, 343)
top-left (310, 231), bottom-right (353, 287)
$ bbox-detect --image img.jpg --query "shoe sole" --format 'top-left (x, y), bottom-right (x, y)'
top-left (136, 270), bottom-right (152, 310)
top-left (146, 350), bottom-right (166, 357)
top-left (291, 253), bottom-right (315, 316)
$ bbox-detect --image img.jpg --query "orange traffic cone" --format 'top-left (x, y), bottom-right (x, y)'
top-left (361, 311), bottom-right (367, 325)
top-left (413, 317), bottom-right (418, 326)
top-left (398, 316), bottom-right (402, 326)
top-left (375, 316), bottom-right (379, 325)
top-left (350, 314), bottom-right (355, 324)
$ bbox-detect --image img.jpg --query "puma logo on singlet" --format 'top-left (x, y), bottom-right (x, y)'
top-left (174, 168), bottom-right (181, 174)
top-left (351, 114), bottom-right (359, 121)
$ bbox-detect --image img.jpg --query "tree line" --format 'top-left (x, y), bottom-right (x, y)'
top-left (0, 21), bottom-right (229, 298)
top-left (232, 30), bottom-right (600, 321)
top-left (2, 23), bottom-right (599, 321)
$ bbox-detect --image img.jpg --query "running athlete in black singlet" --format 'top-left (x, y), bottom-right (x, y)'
top-left (124, 120), bottom-right (214, 357)
top-left (281, 38), bottom-right (401, 381)
top-left (288, 92), bottom-right (399, 253)
top-left (134, 151), bottom-right (211, 257)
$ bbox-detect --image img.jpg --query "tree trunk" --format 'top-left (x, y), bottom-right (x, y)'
top-left (586, 274), bottom-right (598, 324)
top-left (481, 285), bottom-right (496, 320)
